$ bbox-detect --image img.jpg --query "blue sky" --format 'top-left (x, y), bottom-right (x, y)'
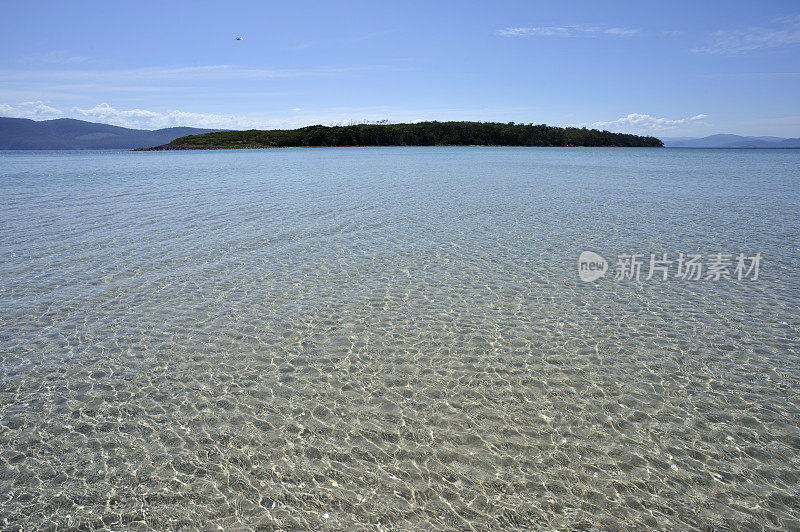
top-left (1, 0), bottom-right (799, 136)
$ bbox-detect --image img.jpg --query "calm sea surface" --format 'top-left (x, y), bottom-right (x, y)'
top-left (1, 147), bottom-right (799, 529)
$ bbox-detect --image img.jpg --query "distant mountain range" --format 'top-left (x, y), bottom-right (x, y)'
top-left (0, 117), bottom-right (225, 149)
top-left (660, 134), bottom-right (800, 148)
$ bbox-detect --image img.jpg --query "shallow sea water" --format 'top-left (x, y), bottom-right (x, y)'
top-left (1, 147), bottom-right (799, 530)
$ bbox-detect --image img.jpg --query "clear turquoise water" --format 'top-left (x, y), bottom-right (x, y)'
top-left (1, 147), bottom-right (799, 529)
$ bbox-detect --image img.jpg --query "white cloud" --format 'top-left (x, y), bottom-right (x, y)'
top-left (2, 100), bottom-right (441, 130)
top-left (71, 102), bottom-right (263, 130)
top-left (0, 101), bottom-right (62, 119)
top-left (0, 100), bottom-right (257, 129)
top-left (498, 24), bottom-right (639, 37)
top-left (604, 27), bottom-right (640, 37)
top-left (499, 26), bottom-right (572, 37)
top-left (10, 101), bottom-right (710, 134)
top-left (573, 113), bottom-right (709, 133)
top-left (693, 14), bottom-right (800, 54)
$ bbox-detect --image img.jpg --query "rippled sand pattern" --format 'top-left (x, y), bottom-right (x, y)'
top-left (1, 148), bottom-right (799, 530)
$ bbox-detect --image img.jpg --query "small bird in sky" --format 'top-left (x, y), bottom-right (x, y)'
top-left (235, 37), bottom-right (243, 41)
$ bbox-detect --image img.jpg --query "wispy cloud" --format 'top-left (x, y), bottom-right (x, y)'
top-left (498, 24), bottom-right (639, 38)
top-left (21, 51), bottom-right (92, 66)
top-left (693, 14), bottom-right (800, 54)
top-left (603, 27), bottom-right (640, 37)
top-left (701, 71), bottom-right (800, 79)
top-left (0, 64), bottom-right (373, 83)
top-left (573, 113), bottom-right (708, 133)
top-left (0, 64), bottom-right (380, 106)
top-left (0, 101), bottom-right (62, 120)
top-left (0, 100), bottom-right (263, 129)
top-left (71, 103), bottom-right (263, 129)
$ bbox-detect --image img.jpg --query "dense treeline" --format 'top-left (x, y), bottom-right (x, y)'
top-left (141, 121), bottom-right (663, 150)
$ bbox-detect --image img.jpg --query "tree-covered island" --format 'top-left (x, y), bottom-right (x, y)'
top-left (138, 121), bottom-right (663, 150)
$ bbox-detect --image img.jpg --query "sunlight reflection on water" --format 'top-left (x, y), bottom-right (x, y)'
top-left (1, 147), bottom-right (798, 529)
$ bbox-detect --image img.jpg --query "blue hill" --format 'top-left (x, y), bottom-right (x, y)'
top-left (0, 117), bottom-right (228, 149)
top-left (662, 134), bottom-right (800, 148)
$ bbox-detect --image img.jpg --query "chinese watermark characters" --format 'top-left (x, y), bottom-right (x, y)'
top-left (578, 251), bottom-right (761, 282)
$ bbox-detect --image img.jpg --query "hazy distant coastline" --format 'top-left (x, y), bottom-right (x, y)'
top-left (3, 116), bottom-right (798, 151)
top-left (0, 117), bottom-right (225, 150)
top-left (661, 134), bottom-right (800, 148)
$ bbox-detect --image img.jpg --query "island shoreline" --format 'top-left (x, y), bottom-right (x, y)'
top-left (134, 144), bottom-right (665, 151)
top-left (136, 121), bottom-right (664, 151)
